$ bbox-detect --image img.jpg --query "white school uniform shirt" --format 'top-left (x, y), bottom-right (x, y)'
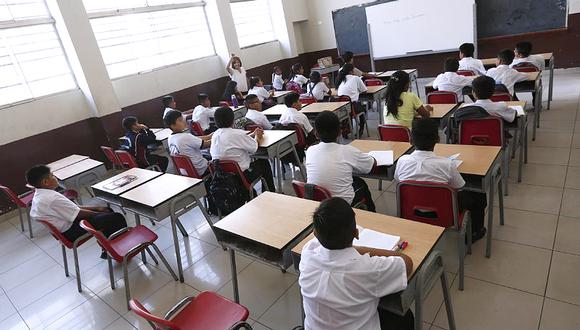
top-left (511, 55), bottom-right (545, 71)
top-left (210, 127), bottom-right (258, 171)
top-left (458, 57), bottom-right (487, 75)
top-left (168, 131), bottom-right (208, 175)
top-left (337, 74), bottom-right (367, 102)
top-left (230, 67), bottom-right (248, 92)
top-left (486, 65), bottom-right (529, 95)
top-left (245, 109), bottom-right (273, 130)
top-left (395, 150), bottom-right (465, 189)
top-left (163, 107), bottom-right (176, 119)
top-left (305, 142), bottom-right (374, 204)
top-left (299, 239), bottom-right (407, 330)
top-left (292, 74), bottom-right (308, 86)
top-left (247, 86), bottom-right (270, 102)
top-left (30, 188), bottom-right (80, 232)
top-left (191, 105), bottom-right (215, 131)
top-left (432, 72), bottom-right (474, 100)
top-left (278, 107), bottom-right (314, 134)
top-left (474, 99), bottom-right (516, 123)
top-left (306, 81), bottom-right (330, 101)
top-left (272, 73), bottom-right (284, 90)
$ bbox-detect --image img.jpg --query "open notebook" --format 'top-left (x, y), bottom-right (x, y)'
top-left (353, 227), bottom-right (401, 251)
top-left (369, 150), bottom-right (394, 166)
top-left (508, 105), bottom-right (525, 117)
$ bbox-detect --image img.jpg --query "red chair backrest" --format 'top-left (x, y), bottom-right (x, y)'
top-left (37, 219), bottom-right (91, 249)
top-left (299, 96), bottom-right (317, 105)
top-left (129, 299), bottom-right (175, 329)
top-left (490, 93), bottom-right (512, 102)
top-left (456, 70), bottom-right (476, 76)
top-left (378, 124), bottom-right (411, 142)
top-left (189, 121), bottom-right (204, 136)
top-left (397, 180), bottom-right (458, 228)
top-left (292, 180), bottom-right (332, 201)
top-left (275, 123), bottom-right (307, 149)
top-left (219, 101), bottom-right (231, 107)
top-left (459, 117), bottom-right (504, 147)
top-left (171, 154), bottom-right (202, 179)
top-left (365, 79), bottom-right (383, 86)
top-left (427, 91), bottom-right (458, 104)
top-left (79, 220), bottom-right (117, 256)
top-left (332, 95), bottom-right (355, 116)
top-left (115, 150), bottom-right (139, 169)
top-left (512, 62), bottom-right (539, 72)
top-left (0, 184), bottom-right (27, 207)
top-left (209, 160), bottom-right (252, 190)
top-left (100, 146), bottom-right (122, 167)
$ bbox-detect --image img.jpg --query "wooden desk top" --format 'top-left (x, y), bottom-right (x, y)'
top-left (214, 192), bottom-right (317, 250)
top-left (47, 155), bottom-right (89, 171)
top-left (120, 173), bottom-right (203, 208)
top-left (292, 208), bottom-right (445, 278)
top-left (427, 104), bottom-right (458, 119)
top-left (273, 91), bottom-right (291, 98)
top-left (210, 105), bottom-right (246, 111)
top-left (350, 140), bottom-right (412, 162)
top-left (363, 85), bottom-right (388, 94)
top-left (377, 69), bottom-right (417, 77)
top-left (301, 101), bottom-right (349, 113)
top-left (434, 144), bottom-right (501, 176)
top-left (262, 104), bottom-right (288, 116)
top-left (53, 159), bottom-right (103, 181)
top-left (91, 168), bottom-right (162, 196)
top-left (481, 52), bottom-right (553, 66)
top-left (258, 130), bottom-right (295, 148)
top-left (155, 128), bottom-right (173, 141)
top-left (460, 101), bottom-right (527, 108)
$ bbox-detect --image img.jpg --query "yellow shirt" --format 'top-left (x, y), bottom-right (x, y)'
top-left (384, 92), bottom-right (423, 129)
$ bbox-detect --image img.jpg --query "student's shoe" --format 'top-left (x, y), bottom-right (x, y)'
top-left (100, 250), bottom-right (108, 260)
top-left (472, 227), bottom-right (487, 243)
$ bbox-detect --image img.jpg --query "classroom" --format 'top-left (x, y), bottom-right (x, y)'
top-left (1, 0), bottom-right (580, 329)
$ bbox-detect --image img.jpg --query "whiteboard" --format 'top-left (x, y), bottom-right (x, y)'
top-left (365, 0), bottom-right (476, 59)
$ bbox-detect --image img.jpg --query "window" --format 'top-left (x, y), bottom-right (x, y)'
top-left (230, 0), bottom-right (276, 48)
top-left (84, 1), bottom-right (215, 79)
top-left (0, 0), bottom-right (77, 107)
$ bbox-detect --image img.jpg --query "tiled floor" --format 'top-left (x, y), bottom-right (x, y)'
top-left (1, 68), bottom-right (579, 329)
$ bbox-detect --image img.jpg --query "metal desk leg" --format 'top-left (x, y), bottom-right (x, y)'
top-left (414, 72), bottom-right (420, 98)
top-left (134, 214), bottom-right (147, 263)
top-left (230, 248), bottom-right (240, 303)
top-left (548, 57), bottom-right (554, 110)
top-left (169, 213), bottom-right (184, 282)
top-left (517, 118), bottom-right (526, 183)
top-left (440, 271), bottom-right (457, 330)
top-left (498, 178), bottom-right (505, 226)
top-left (275, 157), bottom-right (283, 193)
top-left (486, 170), bottom-right (496, 258)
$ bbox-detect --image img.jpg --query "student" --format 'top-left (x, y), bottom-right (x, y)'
top-left (279, 92), bottom-right (314, 136)
top-left (244, 94), bottom-right (273, 130)
top-left (210, 107), bottom-right (275, 192)
top-left (299, 197), bottom-right (414, 330)
top-left (27, 165), bottom-right (127, 259)
top-left (384, 70), bottom-right (432, 129)
top-left (471, 76), bottom-right (517, 123)
top-left (306, 71), bottom-right (331, 101)
top-left (432, 58), bottom-right (475, 101)
top-left (486, 49), bottom-right (529, 96)
top-left (122, 116), bottom-right (169, 172)
top-left (191, 93), bottom-right (217, 134)
top-left (271, 66), bottom-right (285, 91)
top-left (305, 111), bottom-right (376, 212)
top-left (222, 80), bottom-right (244, 105)
top-left (511, 41), bottom-right (545, 71)
top-left (163, 95), bottom-right (177, 119)
top-left (458, 43), bottom-right (486, 75)
top-left (395, 118), bottom-right (487, 241)
top-left (289, 63), bottom-right (308, 87)
top-left (341, 51), bottom-right (376, 79)
top-left (247, 76), bottom-right (274, 103)
top-left (336, 63), bottom-right (368, 136)
top-left (226, 54), bottom-right (248, 92)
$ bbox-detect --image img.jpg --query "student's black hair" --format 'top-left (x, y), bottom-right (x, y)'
top-left (515, 41), bottom-right (532, 57)
top-left (309, 70), bottom-right (322, 84)
top-left (162, 95), bottom-right (174, 108)
top-left (411, 118), bottom-right (439, 151)
top-left (284, 92), bottom-right (300, 108)
top-left (459, 43), bottom-right (475, 57)
top-left (249, 76), bottom-right (261, 90)
top-left (335, 63), bottom-right (354, 86)
top-left (314, 111), bottom-right (340, 143)
top-left (122, 116), bottom-right (138, 132)
top-left (289, 63), bottom-right (304, 81)
top-left (385, 70), bottom-right (410, 119)
top-left (197, 93), bottom-right (209, 104)
top-left (444, 58), bottom-right (460, 72)
top-left (497, 49), bottom-right (516, 65)
top-left (222, 80), bottom-right (238, 101)
top-left (214, 106), bottom-right (235, 128)
top-left (313, 197), bottom-right (356, 250)
top-left (272, 65), bottom-right (281, 73)
top-left (163, 109), bottom-right (183, 128)
top-left (472, 75), bottom-right (496, 100)
top-left (244, 93), bottom-right (260, 107)
top-left (26, 164), bottom-right (51, 188)
top-left (342, 51), bottom-right (354, 64)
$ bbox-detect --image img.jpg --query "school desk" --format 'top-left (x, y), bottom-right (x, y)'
top-left (153, 128), bottom-right (172, 151)
top-left (360, 85), bottom-right (389, 122)
top-left (371, 69), bottom-right (420, 95)
top-left (514, 72), bottom-right (542, 141)
top-left (210, 105), bottom-right (248, 121)
top-left (272, 90), bottom-right (291, 104)
top-left (91, 168), bottom-right (163, 207)
top-left (434, 144), bottom-right (504, 258)
top-left (53, 158), bottom-right (107, 203)
top-left (119, 173), bottom-right (209, 282)
top-left (311, 64), bottom-right (341, 86)
top-left (264, 101), bottom-right (350, 123)
top-left (47, 154), bottom-right (89, 172)
top-left (290, 206), bottom-right (453, 330)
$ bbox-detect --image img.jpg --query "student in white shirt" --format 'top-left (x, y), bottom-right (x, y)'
top-left (471, 76), bottom-right (517, 123)
top-left (210, 107), bottom-right (275, 192)
top-left (486, 49), bottom-right (529, 96)
top-left (226, 54), bottom-right (248, 92)
top-left (458, 43), bottom-right (486, 75)
top-left (247, 76), bottom-right (274, 103)
top-left (341, 51), bottom-right (376, 79)
top-left (271, 66), bottom-right (285, 91)
top-left (433, 58), bottom-right (475, 101)
top-left (305, 111), bottom-right (376, 211)
top-left (289, 63), bottom-right (309, 87)
top-left (244, 94), bottom-right (273, 130)
top-left (511, 41), bottom-right (545, 71)
top-left (27, 165), bottom-right (127, 259)
top-left (306, 71), bottom-right (331, 101)
top-left (162, 95), bottom-right (192, 120)
top-left (191, 93), bottom-right (217, 134)
top-left (299, 197), bottom-right (414, 330)
top-left (279, 92), bottom-right (314, 135)
top-left (395, 118), bottom-right (487, 241)
top-left (337, 63), bottom-right (368, 137)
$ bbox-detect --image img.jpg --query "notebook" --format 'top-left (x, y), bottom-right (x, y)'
top-left (448, 153), bottom-right (463, 168)
top-left (509, 105), bottom-right (525, 117)
top-left (353, 228), bottom-right (401, 251)
top-left (369, 150), bottom-right (394, 166)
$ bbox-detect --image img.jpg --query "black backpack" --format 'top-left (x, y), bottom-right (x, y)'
top-left (208, 160), bottom-right (249, 216)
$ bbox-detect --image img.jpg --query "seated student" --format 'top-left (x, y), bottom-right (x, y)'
top-left (222, 80), bottom-right (244, 106)
top-left (511, 41), bottom-right (545, 71)
top-left (27, 165), bottom-right (127, 259)
top-left (305, 111), bottom-right (376, 212)
top-left (210, 107), bottom-right (275, 192)
top-left (432, 58), bottom-right (475, 101)
top-left (226, 54), bottom-right (248, 93)
top-left (486, 49), bottom-right (529, 96)
top-left (271, 66), bottom-right (285, 91)
top-left (162, 95), bottom-right (192, 120)
top-left (341, 51), bottom-right (376, 79)
top-left (192, 93), bottom-right (217, 134)
top-left (279, 92), bottom-right (314, 136)
top-left (395, 118), bottom-right (488, 241)
top-left (299, 197), bottom-right (414, 330)
top-left (122, 116), bottom-right (169, 172)
top-left (306, 71), bottom-right (331, 101)
top-left (244, 94), bottom-right (273, 130)
top-left (471, 76), bottom-right (517, 123)
top-left (384, 70), bottom-right (432, 129)
top-left (336, 63), bottom-right (368, 137)
top-left (289, 63), bottom-right (308, 89)
top-left (247, 76), bottom-right (274, 104)
top-left (458, 43), bottom-right (486, 75)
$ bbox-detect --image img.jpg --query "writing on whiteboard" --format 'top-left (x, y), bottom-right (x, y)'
top-left (381, 14), bottom-right (425, 25)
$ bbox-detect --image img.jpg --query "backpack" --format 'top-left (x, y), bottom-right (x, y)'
top-left (286, 80), bottom-right (303, 94)
top-left (208, 160), bottom-right (249, 216)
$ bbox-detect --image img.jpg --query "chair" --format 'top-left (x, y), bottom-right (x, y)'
top-left (490, 93), bottom-right (513, 102)
top-left (209, 160), bottom-right (269, 200)
top-left (101, 146), bottom-right (123, 171)
top-left (512, 62), bottom-right (540, 72)
top-left (427, 91), bottom-right (458, 104)
top-left (299, 96), bottom-right (317, 105)
top-left (396, 180), bottom-right (471, 290)
top-left (37, 219), bottom-right (92, 292)
top-left (80, 220), bottom-right (177, 310)
top-left (129, 292), bottom-right (251, 330)
top-left (378, 124), bottom-right (411, 142)
top-left (364, 79), bottom-right (384, 86)
top-left (0, 185), bottom-right (35, 237)
top-left (333, 95), bottom-right (369, 138)
top-left (292, 180), bottom-right (332, 201)
top-left (171, 154), bottom-right (204, 179)
top-left (456, 70), bottom-right (476, 76)
top-left (114, 150), bottom-right (161, 172)
top-left (494, 84), bottom-right (510, 95)
top-left (189, 121), bottom-right (205, 136)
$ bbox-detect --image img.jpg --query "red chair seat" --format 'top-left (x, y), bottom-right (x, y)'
top-left (109, 225), bottom-right (158, 262)
top-left (170, 292), bottom-right (250, 330)
top-left (62, 189), bottom-right (78, 201)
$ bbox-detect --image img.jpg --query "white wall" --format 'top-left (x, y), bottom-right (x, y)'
top-left (571, 0), bottom-right (580, 14)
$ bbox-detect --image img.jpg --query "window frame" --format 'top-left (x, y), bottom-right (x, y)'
top-left (229, 0), bottom-right (278, 49)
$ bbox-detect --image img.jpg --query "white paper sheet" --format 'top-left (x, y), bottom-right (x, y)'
top-left (353, 228), bottom-right (401, 251)
top-left (509, 106), bottom-right (525, 117)
top-left (369, 150), bottom-right (394, 166)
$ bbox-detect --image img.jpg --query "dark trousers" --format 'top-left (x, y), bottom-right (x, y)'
top-left (244, 159), bottom-right (276, 192)
top-left (352, 176), bottom-right (376, 212)
top-left (379, 308), bottom-right (415, 330)
top-left (458, 191), bottom-right (487, 234)
top-left (353, 101), bottom-right (367, 136)
top-left (204, 126), bottom-right (217, 135)
top-left (62, 212), bottom-right (127, 242)
top-left (148, 154), bottom-right (169, 172)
